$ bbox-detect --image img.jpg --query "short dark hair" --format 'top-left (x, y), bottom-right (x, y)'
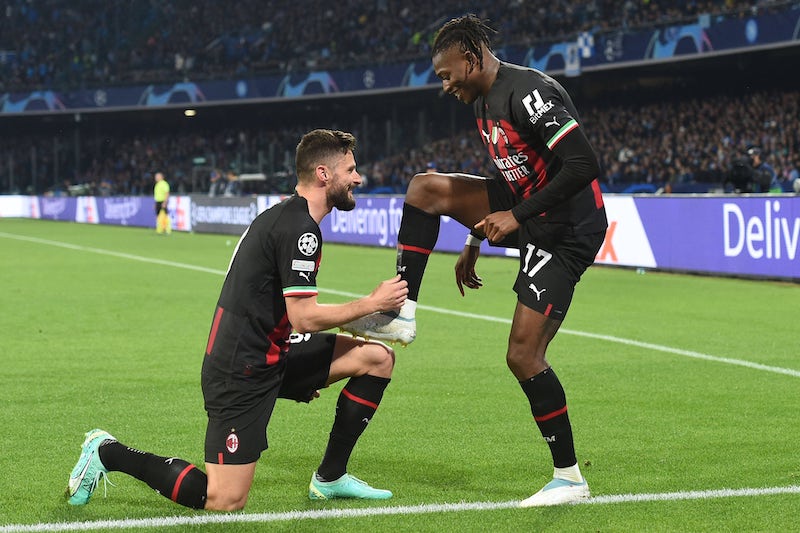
top-left (295, 129), bottom-right (356, 182)
top-left (432, 14), bottom-right (497, 70)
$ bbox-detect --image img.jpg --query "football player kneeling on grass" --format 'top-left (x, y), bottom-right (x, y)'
top-left (67, 129), bottom-right (408, 510)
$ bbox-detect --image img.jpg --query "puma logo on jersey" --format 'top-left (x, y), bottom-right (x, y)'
top-left (529, 283), bottom-right (547, 301)
top-left (544, 116), bottom-right (560, 128)
top-left (298, 272), bottom-right (311, 282)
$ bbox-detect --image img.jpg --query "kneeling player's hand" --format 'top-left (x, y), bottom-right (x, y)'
top-left (371, 275), bottom-right (408, 312)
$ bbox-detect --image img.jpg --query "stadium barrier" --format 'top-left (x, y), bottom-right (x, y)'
top-left (2, 194), bottom-right (797, 281)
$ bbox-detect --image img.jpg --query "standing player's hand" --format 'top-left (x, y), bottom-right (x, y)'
top-left (455, 245), bottom-right (483, 296)
top-left (370, 274), bottom-right (408, 312)
top-left (474, 210), bottom-right (520, 243)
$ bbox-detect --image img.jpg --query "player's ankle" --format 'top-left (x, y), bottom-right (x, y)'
top-left (553, 464), bottom-right (583, 483)
top-left (397, 300), bottom-right (417, 319)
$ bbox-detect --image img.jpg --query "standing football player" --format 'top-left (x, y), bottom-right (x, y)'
top-left (343, 15), bottom-right (607, 506)
top-left (67, 129), bottom-right (408, 510)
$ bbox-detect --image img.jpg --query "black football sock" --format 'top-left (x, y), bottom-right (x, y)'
top-left (316, 374), bottom-right (391, 481)
top-left (99, 441), bottom-right (207, 509)
top-left (519, 368), bottom-right (577, 468)
top-left (397, 203), bottom-right (439, 301)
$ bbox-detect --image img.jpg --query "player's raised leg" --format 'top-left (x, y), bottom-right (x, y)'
top-left (341, 173), bottom-right (491, 344)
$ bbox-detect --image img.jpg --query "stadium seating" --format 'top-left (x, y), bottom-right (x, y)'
top-left (0, 0), bottom-right (771, 93)
top-left (1, 1), bottom-right (798, 196)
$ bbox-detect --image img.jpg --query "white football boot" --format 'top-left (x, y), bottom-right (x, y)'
top-left (519, 477), bottom-right (590, 507)
top-left (340, 311), bottom-right (416, 346)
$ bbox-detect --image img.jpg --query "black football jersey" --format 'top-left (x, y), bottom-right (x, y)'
top-left (474, 62), bottom-right (607, 233)
top-left (212, 195), bottom-right (321, 365)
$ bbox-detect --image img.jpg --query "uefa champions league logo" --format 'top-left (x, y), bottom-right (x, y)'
top-left (297, 233), bottom-right (319, 256)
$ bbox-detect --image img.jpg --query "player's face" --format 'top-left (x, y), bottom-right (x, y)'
top-left (433, 46), bottom-right (480, 104)
top-left (326, 151), bottom-right (361, 211)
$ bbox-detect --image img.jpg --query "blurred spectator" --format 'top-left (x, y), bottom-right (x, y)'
top-left (223, 169), bottom-right (240, 196)
top-left (784, 156), bottom-right (800, 193)
top-left (747, 147), bottom-right (779, 193)
top-left (208, 169), bottom-right (225, 196)
top-left (2, 87), bottom-right (799, 196)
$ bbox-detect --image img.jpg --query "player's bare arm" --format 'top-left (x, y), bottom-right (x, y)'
top-left (286, 275), bottom-right (407, 333)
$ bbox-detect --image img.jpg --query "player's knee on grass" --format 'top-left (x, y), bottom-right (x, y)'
top-left (205, 486), bottom-right (249, 511)
top-left (204, 464), bottom-right (255, 511)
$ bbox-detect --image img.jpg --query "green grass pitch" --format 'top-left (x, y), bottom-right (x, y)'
top-left (1, 219), bottom-right (798, 532)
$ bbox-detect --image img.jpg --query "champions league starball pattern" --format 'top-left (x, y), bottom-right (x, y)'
top-left (297, 232), bottom-right (319, 256)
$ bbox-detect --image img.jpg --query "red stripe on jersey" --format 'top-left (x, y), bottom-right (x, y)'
top-left (498, 119), bottom-right (547, 196)
top-left (591, 179), bottom-right (604, 208)
top-left (205, 306), bottom-right (224, 355)
top-left (534, 405), bottom-right (568, 422)
top-left (266, 314), bottom-right (291, 365)
top-left (342, 388), bottom-right (379, 410)
top-left (171, 464), bottom-right (196, 502)
top-left (544, 303), bottom-right (553, 317)
top-left (266, 343), bottom-right (281, 366)
top-left (217, 452), bottom-right (224, 465)
top-left (399, 244), bottom-right (432, 255)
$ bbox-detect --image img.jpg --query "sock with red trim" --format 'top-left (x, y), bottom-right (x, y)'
top-left (397, 203), bottom-right (439, 301)
top-left (519, 367), bottom-right (577, 468)
top-left (99, 441), bottom-right (207, 509)
top-left (316, 374), bottom-right (391, 481)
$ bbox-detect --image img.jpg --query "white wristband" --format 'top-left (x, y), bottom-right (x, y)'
top-left (465, 234), bottom-right (484, 247)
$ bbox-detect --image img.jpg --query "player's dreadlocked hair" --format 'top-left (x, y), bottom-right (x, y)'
top-left (432, 14), bottom-right (497, 70)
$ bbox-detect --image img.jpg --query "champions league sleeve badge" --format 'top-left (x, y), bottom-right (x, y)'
top-left (297, 232), bottom-right (319, 256)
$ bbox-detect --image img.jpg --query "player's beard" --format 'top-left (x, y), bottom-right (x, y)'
top-left (328, 182), bottom-right (356, 211)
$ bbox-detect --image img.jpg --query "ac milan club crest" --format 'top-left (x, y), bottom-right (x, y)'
top-left (226, 432), bottom-right (239, 453)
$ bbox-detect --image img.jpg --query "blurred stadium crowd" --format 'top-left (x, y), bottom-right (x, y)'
top-left (1, 0), bottom-right (798, 196)
top-left (0, 0), bottom-right (778, 92)
top-left (7, 85), bottom-right (796, 197)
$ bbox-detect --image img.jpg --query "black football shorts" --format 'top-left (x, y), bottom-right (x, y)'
top-left (483, 177), bottom-right (604, 319)
top-left (203, 332), bottom-right (335, 464)
top-left (513, 223), bottom-right (604, 320)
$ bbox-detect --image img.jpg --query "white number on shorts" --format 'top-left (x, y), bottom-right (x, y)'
top-left (288, 333), bottom-right (312, 343)
top-left (522, 243), bottom-right (552, 278)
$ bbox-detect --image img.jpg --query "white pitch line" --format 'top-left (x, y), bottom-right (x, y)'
top-left (3, 231), bottom-right (799, 379)
top-left (0, 232), bottom-right (223, 275)
top-left (1, 485), bottom-right (799, 532)
top-left (2, 232), bottom-right (799, 530)
top-left (326, 289), bottom-right (800, 379)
